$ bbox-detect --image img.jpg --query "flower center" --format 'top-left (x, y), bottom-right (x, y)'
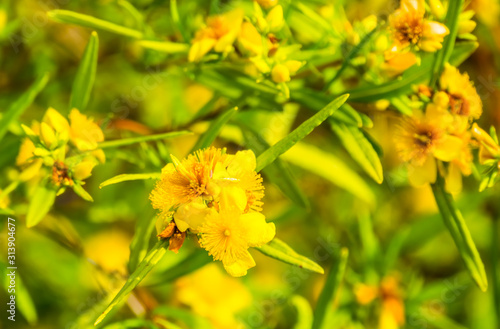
top-left (448, 93), bottom-right (470, 116)
top-left (224, 229), bottom-right (231, 237)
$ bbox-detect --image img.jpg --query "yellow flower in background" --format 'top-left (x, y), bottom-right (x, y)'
top-left (85, 230), bottom-right (131, 276)
top-left (468, 0), bottom-right (500, 27)
top-left (438, 64), bottom-right (482, 120)
top-left (198, 191), bottom-right (275, 277)
top-left (395, 105), bottom-right (462, 186)
top-left (238, 21), bottom-right (263, 56)
top-left (175, 264), bottom-right (251, 328)
top-left (69, 108), bottom-right (106, 163)
top-left (255, 0), bottom-right (278, 9)
top-left (389, 0), bottom-right (449, 52)
top-left (188, 9), bottom-right (244, 62)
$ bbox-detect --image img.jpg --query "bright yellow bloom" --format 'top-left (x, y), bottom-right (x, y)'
top-left (188, 9), bottom-right (244, 62)
top-left (389, 0), bottom-right (449, 52)
top-left (438, 64), bottom-right (482, 120)
top-left (69, 108), bottom-right (105, 163)
top-left (198, 190), bottom-right (275, 277)
top-left (395, 105), bottom-right (463, 186)
top-left (238, 21), bottom-right (263, 56)
top-left (150, 147), bottom-right (265, 231)
top-left (175, 264), bottom-right (251, 329)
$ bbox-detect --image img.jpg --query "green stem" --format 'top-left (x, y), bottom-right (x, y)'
top-left (96, 130), bottom-right (192, 149)
top-left (492, 216), bottom-right (500, 326)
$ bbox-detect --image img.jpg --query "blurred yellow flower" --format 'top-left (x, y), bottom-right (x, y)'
top-left (395, 105), bottom-right (462, 186)
top-left (469, 0), bottom-right (500, 27)
top-left (255, 0), bottom-right (278, 9)
top-left (198, 190), bottom-right (275, 277)
top-left (238, 21), bottom-right (263, 56)
top-left (69, 108), bottom-right (106, 162)
top-left (85, 230), bottom-right (131, 276)
top-left (438, 64), bottom-right (482, 120)
top-left (188, 9), bottom-right (244, 62)
top-left (472, 123), bottom-right (500, 164)
top-left (175, 264), bottom-right (251, 328)
top-left (389, 0), bottom-right (449, 52)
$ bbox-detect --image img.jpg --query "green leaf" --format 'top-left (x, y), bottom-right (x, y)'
top-left (170, 0), bottom-right (188, 42)
top-left (256, 94), bottom-right (349, 171)
top-left (144, 248), bottom-right (212, 286)
top-left (153, 306), bottom-right (214, 329)
top-left (0, 72), bottom-right (49, 143)
top-left (345, 41), bottom-right (478, 102)
top-left (190, 106), bottom-right (238, 152)
top-left (70, 31), bottom-right (98, 111)
top-left (431, 177), bottom-right (488, 291)
top-left (1, 266), bottom-right (38, 325)
top-left (97, 130), bottom-right (192, 149)
top-left (103, 319), bottom-right (155, 329)
top-left (241, 128), bottom-right (309, 209)
top-left (128, 216), bottom-right (156, 273)
top-left (99, 173), bottom-right (161, 189)
top-left (26, 184), bottom-right (57, 228)
top-left (429, 0), bottom-right (465, 87)
top-left (281, 142), bottom-right (375, 205)
top-left (94, 240), bottom-right (168, 326)
top-left (137, 40), bottom-right (189, 54)
top-left (312, 248), bottom-right (349, 329)
top-left (48, 10), bottom-right (143, 39)
top-left (331, 122), bottom-right (383, 183)
top-left (72, 184), bottom-right (94, 202)
top-left (291, 295), bottom-right (314, 329)
top-left (255, 238), bottom-right (324, 274)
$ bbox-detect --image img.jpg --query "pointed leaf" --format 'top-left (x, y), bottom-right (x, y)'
top-left (94, 240), bottom-right (168, 326)
top-left (70, 31), bottom-right (99, 111)
top-left (97, 130), bottom-right (192, 149)
top-left (255, 238), bottom-right (324, 274)
top-left (99, 173), bottom-right (161, 189)
top-left (331, 122), bottom-right (383, 183)
top-left (72, 184), bottom-right (94, 202)
top-left (312, 248), bottom-right (349, 329)
top-left (48, 10), bottom-right (143, 39)
top-left (137, 40), bottom-right (189, 54)
top-left (128, 216), bottom-right (156, 273)
top-left (0, 72), bottom-right (49, 142)
top-left (26, 184), bottom-right (57, 228)
top-left (256, 94), bottom-right (349, 171)
top-left (291, 295), bottom-right (313, 329)
top-left (190, 106), bottom-right (238, 152)
top-left (431, 177), bottom-right (488, 291)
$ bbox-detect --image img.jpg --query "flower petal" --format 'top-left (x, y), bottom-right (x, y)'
top-left (433, 135), bottom-right (463, 161)
top-left (223, 250), bottom-right (256, 277)
top-left (408, 156), bottom-right (437, 186)
top-left (239, 212), bottom-right (276, 247)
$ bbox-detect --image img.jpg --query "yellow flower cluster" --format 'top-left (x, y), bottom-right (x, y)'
top-left (16, 107), bottom-right (105, 197)
top-left (188, 2), bottom-right (303, 86)
top-left (150, 147), bottom-right (275, 277)
top-left (395, 64), bottom-right (483, 194)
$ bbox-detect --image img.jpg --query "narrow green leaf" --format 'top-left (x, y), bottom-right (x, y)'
top-left (190, 106), bottom-right (238, 152)
top-left (26, 184), bottom-right (57, 228)
top-left (48, 10), bottom-right (143, 39)
top-left (137, 40), bottom-right (189, 54)
top-left (144, 248), bottom-right (212, 286)
top-left (103, 319), bottom-right (155, 329)
top-left (97, 130), bottom-right (192, 149)
top-left (431, 177), bottom-right (488, 291)
top-left (256, 94), bottom-right (349, 171)
top-left (312, 248), bottom-right (349, 329)
top-left (94, 240), bottom-right (168, 326)
top-left (331, 122), bottom-right (383, 183)
top-left (128, 216), bottom-right (156, 273)
top-left (429, 0), bottom-right (465, 87)
top-left (241, 127), bottom-right (309, 209)
top-left (255, 238), bottom-right (324, 274)
top-left (0, 72), bottom-right (49, 142)
top-left (291, 295), bottom-right (314, 329)
top-left (492, 217), bottom-right (500, 323)
top-left (72, 184), bottom-right (94, 202)
top-left (281, 142), bottom-right (375, 205)
top-left (70, 31), bottom-right (98, 111)
top-left (2, 269), bottom-right (38, 324)
top-left (346, 41), bottom-right (478, 102)
top-left (170, 0), bottom-right (188, 42)
top-left (99, 173), bottom-right (161, 189)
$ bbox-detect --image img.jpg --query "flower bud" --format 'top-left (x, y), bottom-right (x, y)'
top-left (266, 5), bottom-right (284, 31)
top-left (271, 64), bottom-right (290, 83)
top-left (40, 122), bottom-right (57, 149)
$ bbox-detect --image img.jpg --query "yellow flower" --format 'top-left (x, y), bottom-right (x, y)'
top-left (237, 21), bottom-right (263, 56)
top-left (472, 123), bottom-right (500, 164)
top-left (198, 190), bottom-right (275, 277)
top-left (188, 9), bottom-right (244, 62)
top-left (150, 147), bottom-right (265, 231)
top-left (175, 264), bottom-right (251, 329)
top-left (69, 108), bottom-right (106, 162)
top-left (395, 105), bottom-right (463, 186)
top-left (42, 107), bottom-right (70, 140)
top-left (438, 64), bottom-right (482, 120)
top-left (389, 0), bottom-right (449, 52)
top-left (382, 47), bottom-right (418, 76)
top-left (468, 0), bottom-right (500, 27)
top-left (255, 0), bottom-right (278, 9)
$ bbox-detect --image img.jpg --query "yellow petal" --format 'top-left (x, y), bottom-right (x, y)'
top-left (174, 200), bottom-right (214, 232)
top-left (445, 163), bottom-right (463, 195)
top-left (43, 107), bottom-right (70, 136)
top-left (188, 38), bottom-right (216, 62)
top-left (266, 5), bottom-right (284, 31)
top-left (219, 187), bottom-right (247, 213)
top-left (223, 250), bottom-right (256, 277)
top-left (433, 135), bottom-right (463, 161)
top-left (73, 158), bottom-right (97, 181)
top-left (239, 212), bottom-right (276, 247)
top-left (408, 156), bottom-right (437, 187)
top-left (271, 64), bottom-right (290, 83)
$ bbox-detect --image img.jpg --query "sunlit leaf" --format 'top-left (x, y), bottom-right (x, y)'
top-left (26, 184), bottom-right (57, 228)
top-left (97, 131), bottom-right (192, 149)
top-left (99, 173), bottom-right (161, 189)
top-left (70, 31), bottom-right (99, 111)
top-left (256, 94), bottom-right (349, 171)
top-left (255, 238), bottom-right (324, 274)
